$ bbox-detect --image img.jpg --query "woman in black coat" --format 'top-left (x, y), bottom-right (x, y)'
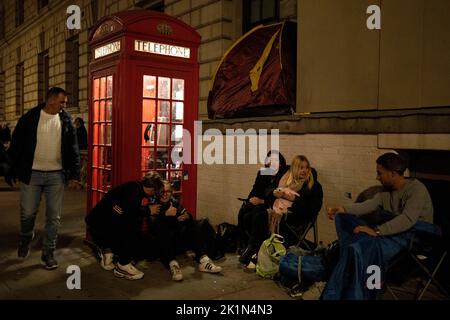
top-left (237, 150), bottom-right (288, 254)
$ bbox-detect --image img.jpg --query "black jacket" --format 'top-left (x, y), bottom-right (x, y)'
top-left (8, 103), bottom-right (80, 184)
top-left (286, 168), bottom-right (323, 227)
top-left (76, 125), bottom-right (88, 150)
top-left (85, 181), bottom-right (150, 234)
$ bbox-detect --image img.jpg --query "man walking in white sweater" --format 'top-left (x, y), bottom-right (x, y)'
top-left (8, 87), bottom-right (80, 270)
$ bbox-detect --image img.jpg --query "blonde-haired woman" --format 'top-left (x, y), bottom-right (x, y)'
top-left (239, 155), bottom-right (323, 265)
top-left (270, 155), bottom-right (319, 235)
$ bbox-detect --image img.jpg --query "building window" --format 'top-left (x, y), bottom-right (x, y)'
top-left (0, 72), bottom-right (5, 120)
top-left (243, 0), bottom-right (280, 32)
top-left (38, 0), bottom-right (49, 11)
top-left (135, 0), bottom-right (164, 12)
top-left (65, 37), bottom-right (79, 111)
top-left (16, 1), bottom-right (24, 27)
top-left (16, 63), bottom-right (24, 116)
top-left (38, 50), bottom-right (49, 103)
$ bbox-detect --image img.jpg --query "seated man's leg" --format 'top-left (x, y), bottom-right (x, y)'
top-left (322, 214), bottom-right (375, 300)
top-left (334, 213), bottom-right (369, 250)
top-left (152, 217), bottom-right (184, 281)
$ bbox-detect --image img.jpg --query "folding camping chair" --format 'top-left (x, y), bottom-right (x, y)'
top-left (284, 210), bottom-right (319, 250)
top-left (384, 225), bottom-right (449, 300)
top-left (383, 178), bottom-right (450, 300)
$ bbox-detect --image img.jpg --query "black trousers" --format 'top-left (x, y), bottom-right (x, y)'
top-left (151, 217), bottom-right (213, 267)
top-left (90, 222), bottom-right (145, 266)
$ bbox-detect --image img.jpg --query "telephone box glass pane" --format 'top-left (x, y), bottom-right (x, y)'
top-left (171, 147), bottom-right (183, 169)
top-left (142, 99), bottom-right (156, 122)
top-left (172, 102), bottom-right (183, 123)
top-left (97, 170), bottom-right (103, 190)
top-left (142, 124), bottom-right (154, 146)
top-left (142, 148), bottom-right (152, 170)
top-left (157, 148), bottom-right (169, 169)
top-left (92, 146), bottom-right (98, 166)
top-left (105, 148), bottom-right (112, 168)
top-left (158, 77), bottom-right (171, 99)
top-left (100, 77), bottom-right (106, 98)
top-left (98, 146), bottom-right (104, 167)
top-left (93, 124), bottom-right (99, 144)
top-left (171, 125), bottom-right (183, 145)
top-left (106, 76), bottom-right (113, 98)
top-left (157, 101), bottom-right (170, 121)
top-left (99, 125), bottom-right (105, 145)
top-left (172, 78), bottom-right (184, 101)
top-left (171, 171), bottom-right (182, 191)
top-left (106, 124), bottom-right (112, 145)
top-left (143, 75), bottom-right (156, 98)
top-left (156, 124), bottom-right (169, 146)
top-left (104, 170), bottom-right (112, 190)
top-left (106, 101), bottom-right (112, 121)
top-left (93, 79), bottom-right (100, 100)
top-left (99, 101), bottom-right (105, 122)
top-left (93, 101), bottom-right (99, 121)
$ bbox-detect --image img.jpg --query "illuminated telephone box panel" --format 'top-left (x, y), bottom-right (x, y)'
top-left (87, 11), bottom-right (200, 220)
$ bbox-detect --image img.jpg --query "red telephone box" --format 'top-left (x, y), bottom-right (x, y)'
top-left (87, 10), bottom-right (200, 215)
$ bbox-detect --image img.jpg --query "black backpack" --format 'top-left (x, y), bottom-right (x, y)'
top-left (216, 223), bottom-right (239, 253)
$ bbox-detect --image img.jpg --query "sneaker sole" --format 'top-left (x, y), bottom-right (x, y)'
top-left (40, 260), bottom-right (58, 270)
top-left (101, 263), bottom-right (116, 271)
top-left (199, 268), bottom-right (222, 274)
top-left (113, 268), bottom-right (144, 280)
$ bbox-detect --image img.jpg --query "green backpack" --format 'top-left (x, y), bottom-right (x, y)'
top-left (256, 234), bottom-right (287, 279)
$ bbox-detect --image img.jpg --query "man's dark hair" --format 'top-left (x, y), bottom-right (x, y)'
top-left (46, 87), bottom-right (66, 100)
top-left (142, 171), bottom-right (164, 191)
top-left (376, 152), bottom-right (407, 175)
top-left (75, 117), bottom-right (84, 125)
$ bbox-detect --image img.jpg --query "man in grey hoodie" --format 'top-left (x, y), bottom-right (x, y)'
top-left (327, 152), bottom-right (433, 236)
top-left (323, 152), bottom-right (433, 300)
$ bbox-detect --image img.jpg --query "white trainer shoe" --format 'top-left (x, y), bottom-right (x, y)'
top-left (169, 260), bottom-right (183, 281)
top-left (198, 256), bottom-right (222, 273)
top-left (113, 263), bottom-right (144, 280)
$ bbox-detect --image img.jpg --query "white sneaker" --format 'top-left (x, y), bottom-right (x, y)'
top-left (169, 261), bottom-right (183, 281)
top-left (198, 256), bottom-right (222, 273)
top-left (113, 263), bottom-right (144, 280)
top-left (100, 252), bottom-right (115, 271)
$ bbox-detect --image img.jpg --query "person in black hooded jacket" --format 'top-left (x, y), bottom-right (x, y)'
top-left (85, 172), bottom-right (163, 280)
top-left (237, 150), bottom-right (288, 255)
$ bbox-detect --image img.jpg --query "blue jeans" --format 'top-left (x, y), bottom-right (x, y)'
top-left (20, 171), bottom-right (65, 253)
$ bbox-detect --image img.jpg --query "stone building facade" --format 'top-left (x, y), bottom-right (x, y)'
top-left (1, 0), bottom-right (449, 244)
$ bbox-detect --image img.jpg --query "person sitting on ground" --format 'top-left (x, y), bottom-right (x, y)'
top-left (237, 150), bottom-right (288, 254)
top-left (85, 171), bottom-right (163, 280)
top-left (148, 180), bottom-right (222, 281)
top-left (323, 152), bottom-right (433, 300)
top-left (239, 155), bottom-right (323, 265)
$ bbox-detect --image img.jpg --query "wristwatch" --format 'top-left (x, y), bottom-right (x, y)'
top-left (374, 227), bottom-right (381, 236)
